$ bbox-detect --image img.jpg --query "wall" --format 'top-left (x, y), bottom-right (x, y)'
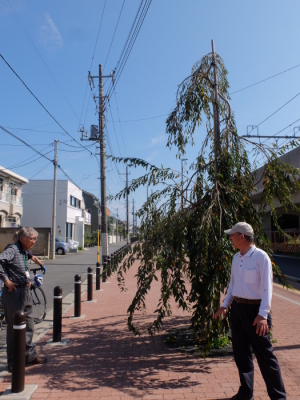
top-left (82, 190), bottom-right (99, 233)
top-left (22, 180), bottom-right (86, 245)
top-left (0, 227), bottom-right (51, 257)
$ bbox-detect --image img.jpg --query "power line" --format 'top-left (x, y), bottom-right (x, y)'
top-left (247, 90), bottom-right (300, 135)
top-left (4, 150), bottom-right (53, 170)
top-left (0, 54), bottom-right (94, 156)
top-left (112, 88), bottom-right (127, 155)
top-left (230, 62), bottom-right (300, 95)
top-left (105, 0), bottom-right (152, 103)
top-left (4, 0), bottom-right (79, 121)
top-left (108, 101), bottom-right (122, 157)
top-left (0, 125), bottom-right (53, 163)
top-left (29, 162), bottom-right (52, 180)
top-left (106, 112), bottom-right (169, 123)
top-left (80, 0), bottom-right (107, 129)
top-left (104, 0), bottom-right (126, 69)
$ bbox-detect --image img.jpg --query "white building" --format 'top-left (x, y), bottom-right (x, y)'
top-left (21, 180), bottom-right (91, 247)
top-left (0, 166), bottom-right (28, 227)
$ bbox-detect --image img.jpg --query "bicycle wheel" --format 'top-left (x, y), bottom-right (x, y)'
top-left (31, 287), bottom-right (47, 324)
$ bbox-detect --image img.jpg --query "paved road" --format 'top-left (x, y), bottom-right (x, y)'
top-left (0, 241), bottom-right (127, 350)
top-left (273, 255), bottom-right (300, 290)
top-left (273, 254), bottom-right (300, 278)
top-left (35, 241), bottom-right (127, 309)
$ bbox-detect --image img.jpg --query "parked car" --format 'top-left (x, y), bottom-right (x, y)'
top-left (55, 237), bottom-right (69, 255)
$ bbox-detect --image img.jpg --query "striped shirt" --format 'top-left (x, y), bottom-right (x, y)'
top-left (0, 241), bottom-right (30, 285)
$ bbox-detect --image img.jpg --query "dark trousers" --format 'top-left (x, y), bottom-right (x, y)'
top-left (231, 300), bottom-right (286, 400)
top-left (2, 286), bottom-right (36, 366)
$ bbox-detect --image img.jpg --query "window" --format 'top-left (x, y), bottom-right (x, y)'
top-left (70, 195), bottom-right (81, 209)
top-left (0, 178), bottom-right (3, 192)
top-left (10, 183), bottom-right (18, 196)
top-left (66, 223), bottom-right (73, 241)
top-left (7, 217), bottom-right (16, 227)
top-left (70, 195), bottom-right (76, 207)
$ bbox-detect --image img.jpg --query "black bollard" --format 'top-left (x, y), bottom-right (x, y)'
top-left (74, 274), bottom-right (81, 317)
top-left (106, 256), bottom-right (111, 277)
top-left (11, 310), bottom-right (26, 393)
top-left (102, 260), bottom-right (107, 282)
top-left (96, 262), bottom-right (101, 290)
top-left (87, 267), bottom-right (93, 301)
top-left (53, 286), bottom-right (62, 342)
top-left (109, 254), bottom-right (113, 276)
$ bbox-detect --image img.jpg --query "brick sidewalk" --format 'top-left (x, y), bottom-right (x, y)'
top-left (0, 260), bottom-right (299, 399)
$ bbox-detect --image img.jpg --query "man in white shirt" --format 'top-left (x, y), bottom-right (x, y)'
top-left (214, 222), bottom-right (286, 400)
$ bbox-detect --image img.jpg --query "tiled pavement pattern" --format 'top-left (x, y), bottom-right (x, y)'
top-left (0, 260), bottom-right (299, 400)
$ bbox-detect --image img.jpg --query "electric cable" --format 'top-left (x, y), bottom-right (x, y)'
top-left (29, 162), bottom-right (52, 180)
top-left (0, 125), bottom-right (53, 162)
top-left (108, 102), bottom-right (122, 157)
top-left (0, 54), bottom-right (94, 156)
top-left (104, 0), bottom-right (126, 69)
top-left (104, 0), bottom-right (152, 103)
top-left (3, 150), bottom-right (53, 170)
top-left (112, 88), bottom-right (127, 155)
top-left (80, 0), bottom-right (107, 129)
top-left (230, 62), bottom-right (300, 95)
top-left (4, 0), bottom-right (79, 121)
top-left (247, 90), bottom-right (300, 136)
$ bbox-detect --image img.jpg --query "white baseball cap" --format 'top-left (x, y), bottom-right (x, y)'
top-left (224, 222), bottom-right (254, 237)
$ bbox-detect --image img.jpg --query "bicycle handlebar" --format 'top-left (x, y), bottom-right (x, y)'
top-left (30, 266), bottom-right (46, 275)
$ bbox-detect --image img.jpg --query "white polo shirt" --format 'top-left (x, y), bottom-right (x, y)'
top-left (222, 245), bottom-right (273, 319)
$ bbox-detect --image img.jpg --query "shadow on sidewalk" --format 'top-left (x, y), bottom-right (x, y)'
top-left (26, 315), bottom-right (233, 396)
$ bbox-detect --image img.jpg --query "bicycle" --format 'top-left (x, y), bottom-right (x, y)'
top-left (0, 266), bottom-right (47, 326)
top-left (30, 267), bottom-right (47, 324)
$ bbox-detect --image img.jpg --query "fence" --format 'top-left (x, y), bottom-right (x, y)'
top-left (268, 230), bottom-right (300, 253)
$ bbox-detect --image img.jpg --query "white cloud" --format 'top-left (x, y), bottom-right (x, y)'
top-left (146, 151), bottom-right (158, 162)
top-left (38, 13), bottom-right (63, 51)
top-left (150, 135), bottom-right (166, 146)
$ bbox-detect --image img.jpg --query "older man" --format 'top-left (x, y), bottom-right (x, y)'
top-left (214, 222), bottom-right (286, 400)
top-left (0, 227), bottom-right (47, 372)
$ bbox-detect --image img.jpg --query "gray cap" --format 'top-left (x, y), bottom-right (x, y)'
top-left (224, 222), bottom-right (254, 236)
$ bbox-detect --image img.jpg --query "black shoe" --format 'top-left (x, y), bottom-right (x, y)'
top-left (231, 393), bottom-right (254, 400)
top-left (26, 355), bottom-right (47, 366)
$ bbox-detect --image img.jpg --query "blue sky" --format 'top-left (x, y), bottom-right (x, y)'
top-left (1, 0), bottom-right (300, 223)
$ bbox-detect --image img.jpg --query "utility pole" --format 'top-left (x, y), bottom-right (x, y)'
top-left (99, 64), bottom-right (108, 261)
top-left (116, 208), bottom-right (118, 243)
top-left (51, 139), bottom-right (58, 260)
top-left (211, 39), bottom-right (220, 175)
top-left (88, 65), bottom-right (114, 262)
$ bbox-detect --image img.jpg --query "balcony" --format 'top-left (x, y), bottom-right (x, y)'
top-left (0, 191), bottom-right (10, 203)
top-left (11, 195), bottom-right (22, 206)
top-left (82, 210), bottom-right (91, 225)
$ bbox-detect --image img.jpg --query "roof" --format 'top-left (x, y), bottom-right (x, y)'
top-left (0, 166), bottom-right (29, 184)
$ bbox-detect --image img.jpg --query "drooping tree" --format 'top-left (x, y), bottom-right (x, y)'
top-left (110, 45), bottom-right (300, 349)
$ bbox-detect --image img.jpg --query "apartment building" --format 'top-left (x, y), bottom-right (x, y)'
top-left (21, 180), bottom-right (91, 247)
top-left (0, 166), bottom-right (28, 227)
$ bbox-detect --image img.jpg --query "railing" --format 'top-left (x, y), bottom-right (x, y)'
top-left (11, 195), bottom-right (22, 206)
top-left (268, 230), bottom-right (300, 253)
top-left (82, 210), bottom-right (91, 224)
top-left (0, 191), bottom-right (10, 203)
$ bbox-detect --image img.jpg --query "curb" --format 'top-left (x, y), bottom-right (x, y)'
top-left (0, 275), bottom-right (92, 381)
